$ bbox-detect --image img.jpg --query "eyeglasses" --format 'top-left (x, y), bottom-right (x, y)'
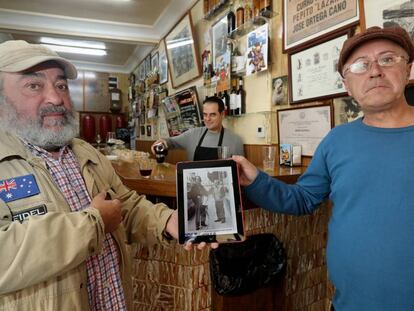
top-left (343, 54), bottom-right (408, 76)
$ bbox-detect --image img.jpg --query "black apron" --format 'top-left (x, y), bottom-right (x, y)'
top-left (193, 127), bottom-right (224, 161)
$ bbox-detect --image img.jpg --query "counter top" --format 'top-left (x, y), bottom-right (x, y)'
top-left (112, 160), bottom-right (306, 198)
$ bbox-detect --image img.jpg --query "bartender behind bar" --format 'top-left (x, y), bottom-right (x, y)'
top-left (151, 96), bottom-right (244, 161)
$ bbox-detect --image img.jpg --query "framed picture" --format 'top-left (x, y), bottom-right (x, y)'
top-left (272, 75), bottom-right (289, 106)
top-left (283, 0), bottom-right (360, 52)
top-left (361, 0), bottom-right (414, 80)
top-left (158, 40), bottom-right (169, 84)
top-left (333, 96), bottom-right (364, 125)
top-left (145, 54), bottom-right (151, 76)
top-left (211, 13), bottom-right (231, 91)
top-left (245, 23), bottom-right (269, 76)
top-left (289, 32), bottom-right (349, 104)
top-left (138, 60), bottom-right (145, 81)
top-left (176, 160), bottom-right (245, 244)
top-left (151, 52), bottom-right (159, 73)
top-left (165, 13), bottom-right (201, 88)
top-left (277, 104), bottom-right (333, 156)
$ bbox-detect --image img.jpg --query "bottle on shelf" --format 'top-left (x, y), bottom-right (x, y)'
top-left (236, 1), bottom-right (245, 28)
top-left (244, 0), bottom-right (253, 24)
top-left (235, 77), bottom-right (246, 115)
top-left (260, 0), bottom-right (271, 13)
top-left (229, 79), bottom-right (238, 116)
top-left (253, 0), bottom-right (261, 17)
top-left (227, 9), bottom-right (236, 35)
top-left (203, 0), bottom-right (210, 16)
top-left (222, 90), bottom-right (230, 116)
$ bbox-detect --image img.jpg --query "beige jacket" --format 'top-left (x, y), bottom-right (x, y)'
top-left (0, 132), bottom-right (174, 310)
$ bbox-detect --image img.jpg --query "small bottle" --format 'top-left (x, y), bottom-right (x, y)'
top-left (229, 79), bottom-right (238, 116)
top-left (227, 10), bottom-right (236, 34)
top-left (203, 0), bottom-right (210, 16)
top-left (244, 0), bottom-right (253, 23)
top-left (253, 0), bottom-right (261, 17)
top-left (235, 78), bottom-right (246, 115)
top-left (222, 90), bottom-right (230, 116)
top-left (236, 2), bottom-right (245, 28)
top-left (154, 142), bottom-right (168, 164)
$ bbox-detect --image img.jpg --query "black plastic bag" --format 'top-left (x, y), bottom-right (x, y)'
top-left (209, 233), bottom-right (286, 296)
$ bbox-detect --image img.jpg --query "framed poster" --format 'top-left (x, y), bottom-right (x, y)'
top-left (211, 13), bottom-right (231, 91)
top-left (165, 13), bottom-right (201, 88)
top-left (151, 52), bottom-right (159, 73)
top-left (245, 23), bottom-right (269, 76)
top-left (277, 104), bottom-right (333, 156)
top-left (283, 0), bottom-right (359, 52)
top-left (161, 86), bottom-right (201, 137)
top-left (145, 54), bottom-right (151, 76)
top-left (176, 160), bottom-right (245, 244)
top-left (158, 40), bottom-right (169, 84)
top-left (289, 33), bottom-right (349, 104)
top-left (361, 0), bottom-right (414, 80)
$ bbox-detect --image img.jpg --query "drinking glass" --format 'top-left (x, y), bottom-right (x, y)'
top-left (217, 146), bottom-right (230, 159)
top-left (95, 134), bottom-right (102, 148)
top-left (138, 158), bottom-right (155, 179)
top-left (263, 146), bottom-right (276, 173)
top-left (106, 132), bottom-right (116, 147)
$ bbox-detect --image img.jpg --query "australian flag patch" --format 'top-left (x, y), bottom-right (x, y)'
top-left (0, 174), bottom-right (40, 203)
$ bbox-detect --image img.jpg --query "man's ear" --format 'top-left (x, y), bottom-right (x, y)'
top-left (342, 78), bottom-right (353, 97)
top-left (406, 63), bottom-right (412, 82)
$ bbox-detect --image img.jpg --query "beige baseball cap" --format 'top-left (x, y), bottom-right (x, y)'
top-left (0, 40), bottom-right (77, 79)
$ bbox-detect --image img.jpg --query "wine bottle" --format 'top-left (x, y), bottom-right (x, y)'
top-left (236, 2), bottom-right (245, 28)
top-left (227, 10), bottom-right (236, 35)
top-left (222, 90), bottom-right (230, 116)
top-left (229, 79), bottom-right (237, 116)
top-left (235, 78), bottom-right (246, 115)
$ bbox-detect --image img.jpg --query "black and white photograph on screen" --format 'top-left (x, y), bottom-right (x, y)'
top-left (183, 167), bottom-right (237, 235)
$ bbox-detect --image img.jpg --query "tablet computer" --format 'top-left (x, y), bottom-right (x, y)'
top-left (176, 159), bottom-right (245, 244)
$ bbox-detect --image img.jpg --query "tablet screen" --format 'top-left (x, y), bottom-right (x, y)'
top-left (176, 159), bottom-right (245, 244)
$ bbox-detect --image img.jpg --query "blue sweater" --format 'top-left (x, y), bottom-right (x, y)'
top-left (245, 119), bottom-right (414, 310)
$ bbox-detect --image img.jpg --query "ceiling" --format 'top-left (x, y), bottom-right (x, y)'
top-left (0, 0), bottom-right (198, 73)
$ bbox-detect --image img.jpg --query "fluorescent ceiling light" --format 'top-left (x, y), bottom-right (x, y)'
top-left (40, 37), bottom-right (106, 50)
top-left (42, 44), bottom-right (107, 56)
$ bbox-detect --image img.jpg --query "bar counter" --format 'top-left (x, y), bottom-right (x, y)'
top-left (112, 160), bottom-right (306, 198)
top-left (112, 159), bottom-right (331, 310)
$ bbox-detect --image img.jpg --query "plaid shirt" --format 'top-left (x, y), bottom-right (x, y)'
top-left (25, 142), bottom-right (126, 311)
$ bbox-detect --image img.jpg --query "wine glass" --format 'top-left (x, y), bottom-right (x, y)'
top-left (95, 134), bottom-right (102, 149)
top-left (106, 132), bottom-right (116, 147)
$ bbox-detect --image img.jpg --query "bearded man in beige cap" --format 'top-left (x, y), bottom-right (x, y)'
top-left (0, 40), bottom-right (216, 311)
top-left (232, 26), bottom-right (414, 311)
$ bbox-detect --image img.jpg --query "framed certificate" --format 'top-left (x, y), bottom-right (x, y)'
top-left (176, 160), bottom-right (245, 244)
top-left (289, 33), bottom-right (349, 104)
top-left (277, 104), bottom-right (333, 156)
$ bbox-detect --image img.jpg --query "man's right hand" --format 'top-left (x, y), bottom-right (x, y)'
top-left (150, 139), bottom-right (168, 155)
top-left (91, 191), bottom-right (122, 233)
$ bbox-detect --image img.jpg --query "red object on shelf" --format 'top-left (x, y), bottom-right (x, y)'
top-left (115, 115), bottom-right (126, 128)
top-left (81, 114), bottom-right (96, 143)
top-left (99, 115), bottom-right (112, 140)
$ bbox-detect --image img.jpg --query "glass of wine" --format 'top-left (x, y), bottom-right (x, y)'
top-left (106, 132), bottom-right (116, 147)
top-left (138, 157), bottom-right (155, 179)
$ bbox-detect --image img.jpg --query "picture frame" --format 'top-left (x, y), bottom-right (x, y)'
top-left (145, 54), bottom-right (151, 76)
top-left (165, 13), bottom-right (201, 88)
top-left (277, 104), bottom-right (333, 156)
top-left (289, 32), bottom-right (349, 104)
top-left (333, 96), bottom-right (364, 126)
top-left (272, 75), bottom-right (289, 106)
top-left (361, 0), bottom-right (414, 80)
top-left (151, 52), bottom-right (159, 73)
top-left (211, 13), bottom-right (231, 91)
top-left (176, 160), bottom-right (245, 244)
top-left (283, 0), bottom-right (360, 52)
top-left (245, 23), bottom-right (269, 76)
top-left (158, 39), bottom-right (169, 85)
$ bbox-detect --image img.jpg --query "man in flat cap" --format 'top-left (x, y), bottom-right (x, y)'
top-left (0, 41), bottom-right (215, 310)
top-left (232, 26), bottom-right (414, 311)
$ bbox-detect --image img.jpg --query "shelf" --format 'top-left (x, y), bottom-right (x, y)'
top-left (228, 12), bottom-right (276, 39)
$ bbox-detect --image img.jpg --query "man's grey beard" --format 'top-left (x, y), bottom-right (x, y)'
top-left (0, 96), bottom-right (79, 150)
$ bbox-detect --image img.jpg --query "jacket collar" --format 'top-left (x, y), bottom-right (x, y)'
top-left (0, 129), bottom-right (100, 167)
